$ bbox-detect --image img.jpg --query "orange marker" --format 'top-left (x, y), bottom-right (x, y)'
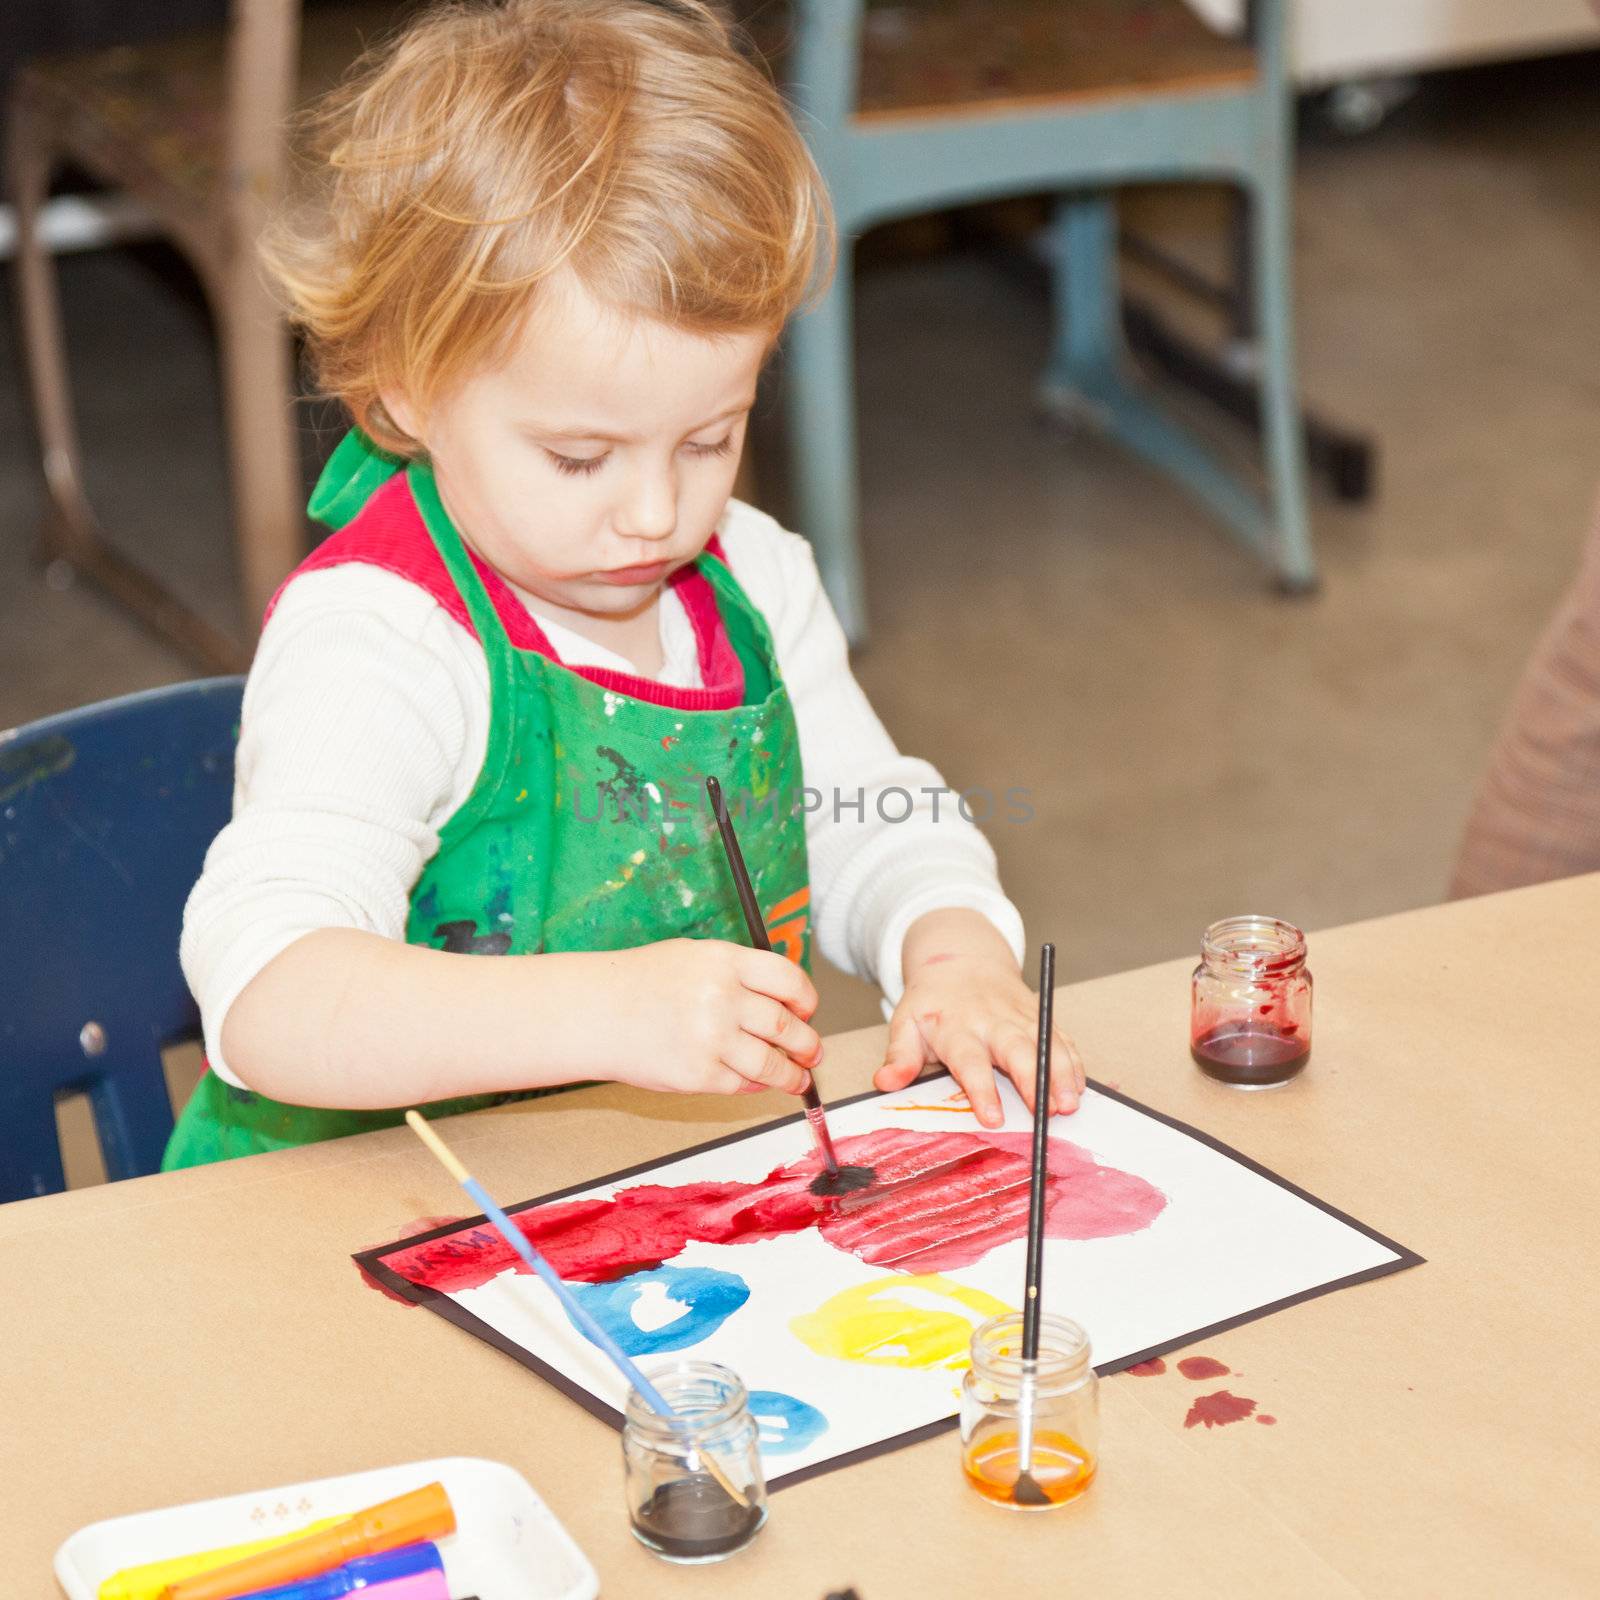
top-left (160, 1484), bottom-right (454, 1600)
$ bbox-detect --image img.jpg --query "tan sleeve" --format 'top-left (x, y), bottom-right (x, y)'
top-left (1451, 502), bottom-right (1600, 898)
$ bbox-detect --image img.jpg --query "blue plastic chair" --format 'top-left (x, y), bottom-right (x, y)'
top-left (0, 678), bottom-right (242, 1201)
top-left (779, 0), bottom-right (1312, 642)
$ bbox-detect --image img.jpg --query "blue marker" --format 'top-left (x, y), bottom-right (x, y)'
top-left (231, 1541), bottom-right (443, 1600)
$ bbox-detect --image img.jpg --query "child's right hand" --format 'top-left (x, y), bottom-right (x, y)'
top-left (607, 939), bottom-right (822, 1098)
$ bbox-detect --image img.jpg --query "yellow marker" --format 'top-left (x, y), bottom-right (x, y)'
top-left (99, 1519), bottom-right (344, 1600)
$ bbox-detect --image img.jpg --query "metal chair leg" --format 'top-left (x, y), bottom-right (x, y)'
top-left (8, 84), bottom-right (253, 670)
top-left (7, 83), bottom-right (98, 566)
top-left (1247, 172), bottom-right (1317, 593)
top-left (1049, 192), bottom-right (1120, 388)
top-left (783, 237), bottom-right (868, 645)
top-left (1042, 192), bottom-right (1272, 559)
top-left (213, 259), bottom-right (306, 627)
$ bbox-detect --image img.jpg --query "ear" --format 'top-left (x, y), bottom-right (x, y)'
top-left (377, 386), bottom-right (424, 447)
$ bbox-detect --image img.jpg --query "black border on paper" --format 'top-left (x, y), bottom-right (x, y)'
top-left (354, 1074), bottom-right (1424, 1490)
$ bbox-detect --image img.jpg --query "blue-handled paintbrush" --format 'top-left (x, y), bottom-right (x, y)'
top-left (404, 1110), bottom-right (748, 1507)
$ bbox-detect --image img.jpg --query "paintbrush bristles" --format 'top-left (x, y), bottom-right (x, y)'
top-left (406, 1109), bottom-right (471, 1184)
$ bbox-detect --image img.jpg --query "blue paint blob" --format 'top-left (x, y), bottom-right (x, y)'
top-left (566, 1264), bottom-right (750, 1356)
top-left (747, 1389), bottom-right (829, 1456)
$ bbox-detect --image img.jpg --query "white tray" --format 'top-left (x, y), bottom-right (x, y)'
top-left (54, 1456), bottom-right (599, 1600)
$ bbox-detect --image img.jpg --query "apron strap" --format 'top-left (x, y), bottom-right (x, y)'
top-left (309, 428), bottom-right (409, 532)
top-left (406, 460), bottom-right (521, 741)
top-left (406, 450), bottom-right (780, 708)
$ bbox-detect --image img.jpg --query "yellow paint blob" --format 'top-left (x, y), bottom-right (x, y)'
top-left (790, 1274), bottom-right (1014, 1371)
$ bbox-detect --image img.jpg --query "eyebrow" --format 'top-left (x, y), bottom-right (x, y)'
top-left (524, 400), bottom-right (756, 445)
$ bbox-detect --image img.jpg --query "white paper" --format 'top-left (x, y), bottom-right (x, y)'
top-left (384, 1081), bottom-right (1406, 1483)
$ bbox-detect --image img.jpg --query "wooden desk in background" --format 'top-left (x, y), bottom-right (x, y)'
top-left (4, 876), bottom-right (1599, 1597)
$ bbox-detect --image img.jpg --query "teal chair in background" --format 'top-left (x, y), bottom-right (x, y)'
top-left (776, 0), bottom-right (1312, 643)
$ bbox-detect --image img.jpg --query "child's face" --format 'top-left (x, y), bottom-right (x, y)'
top-left (388, 272), bottom-right (768, 624)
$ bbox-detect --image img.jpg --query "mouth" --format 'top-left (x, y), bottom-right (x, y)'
top-left (593, 560), bottom-right (672, 586)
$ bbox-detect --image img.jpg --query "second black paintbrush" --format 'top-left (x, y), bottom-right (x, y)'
top-left (705, 775), bottom-right (841, 1177)
top-left (1013, 940), bottom-right (1057, 1507)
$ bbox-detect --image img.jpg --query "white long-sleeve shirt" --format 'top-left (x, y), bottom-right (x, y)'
top-left (183, 499), bottom-right (1025, 1088)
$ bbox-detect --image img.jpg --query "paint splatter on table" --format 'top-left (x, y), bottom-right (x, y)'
top-left (1184, 1390), bottom-right (1260, 1430)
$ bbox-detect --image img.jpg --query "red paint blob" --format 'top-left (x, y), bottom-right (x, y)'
top-left (1184, 1390), bottom-right (1258, 1430)
top-left (358, 1215), bottom-right (464, 1304)
top-left (1176, 1356), bottom-right (1231, 1381)
top-left (1256, 1415), bottom-right (1277, 1425)
top-left (378, 1127), bottom-right (1167, 1293)
top-left (1125, 1358), bottom-right (1167, 1377)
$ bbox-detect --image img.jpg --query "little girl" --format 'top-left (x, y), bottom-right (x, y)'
top-left (166, 0), bottom-right (1083, 1168)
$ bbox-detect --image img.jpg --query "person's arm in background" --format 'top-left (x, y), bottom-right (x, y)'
top-left (1452, 499), bottom-right (1600, 897)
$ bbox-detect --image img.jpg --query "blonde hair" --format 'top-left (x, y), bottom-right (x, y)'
top-left (267, 0), bottom-right (833, 452)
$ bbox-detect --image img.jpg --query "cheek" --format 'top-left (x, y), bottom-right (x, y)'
top-left (481, 448), bottom-right (579, 532)
top-left (435, 433), bottom-right (508, 515)
top-left (686, 454), bottom-right (743, 521)
top-left (502, 465), bottom-right (612, 568)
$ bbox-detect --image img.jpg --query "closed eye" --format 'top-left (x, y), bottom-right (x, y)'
top-left (546, 450), bottom-right (608, 477)
top-left (684, 435), bottom-right (734, 459)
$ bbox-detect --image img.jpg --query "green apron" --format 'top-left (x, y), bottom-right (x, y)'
top-left (163, 433), bottom-right (810, 1168)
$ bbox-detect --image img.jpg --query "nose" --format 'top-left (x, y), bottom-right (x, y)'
top-left (614, 460), bottom-right (677, 544)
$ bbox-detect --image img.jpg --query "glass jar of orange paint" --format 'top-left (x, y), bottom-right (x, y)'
top-left (1190, 915), bottom-right (1312, 1087)
top-left (960, 1313), bottom-right (1098, 1509)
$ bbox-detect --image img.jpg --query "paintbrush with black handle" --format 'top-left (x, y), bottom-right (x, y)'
top-left (705, 775), bottom-right (843, 1181)
top-left (1013, 941), bottom-right (1056, 1507)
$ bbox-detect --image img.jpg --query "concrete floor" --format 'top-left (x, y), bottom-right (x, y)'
top-left (6, 56), bottom-right (1600, 1185)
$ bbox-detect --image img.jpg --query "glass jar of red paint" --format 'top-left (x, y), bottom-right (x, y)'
top-left (624, 1361), bottom-right (767, 1563)
top-left (1190, 915), bottom-right (1312, 1087)
top-left (960, 1312), bottom-right (1098, 1509)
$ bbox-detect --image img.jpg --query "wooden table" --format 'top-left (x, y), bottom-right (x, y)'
top-left (7, 877), bottom-right (1600, 1597)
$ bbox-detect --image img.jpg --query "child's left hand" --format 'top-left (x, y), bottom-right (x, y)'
top-left (874, 908), bottom-right (1086, 1128)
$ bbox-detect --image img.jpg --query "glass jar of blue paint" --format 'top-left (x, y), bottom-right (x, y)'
top-left (624, 1361), bottom-right (767, 1562)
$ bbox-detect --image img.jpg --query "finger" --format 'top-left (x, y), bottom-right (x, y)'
top-left (725, 1032), bottom-right (812, 1096)
top-left (941, 1032), bottom-right (1004, 1129)
top-left (1052, 1025), bottom-right (1086, 1108)
top-left (992, 1024), bottom-right (1040, 1115)
top-left (693, 1063), bottom-right (760, 1097)
top-left (740, 994), bottom-right (822, 1068)
top-left (1028, 1020), bottom-right (1076, 1115)
top-left (740, 948), bottom-right (820, 1020)
top-left (874, 1009), bottom-right (929, 1093)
